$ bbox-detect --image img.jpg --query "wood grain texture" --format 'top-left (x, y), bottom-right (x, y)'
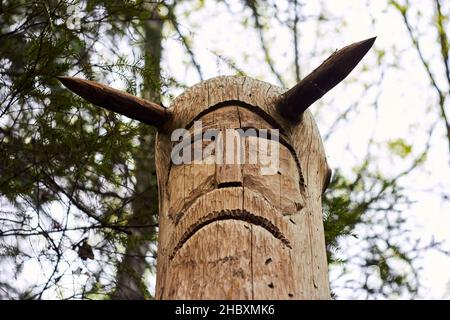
top-left (276, 37), bottom-right (376, 121)
top-left (58, 76), bottom-right (170, 127)
top-left (155, 76), bottom-right (330, 299)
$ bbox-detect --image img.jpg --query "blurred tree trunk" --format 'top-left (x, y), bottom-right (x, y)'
top-left (111, 10), bottom-right (162, 300)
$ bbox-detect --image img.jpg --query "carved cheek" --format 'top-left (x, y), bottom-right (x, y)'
top-left (167, 160), bottom-right (216, 223)
top-left (242, 136), bottom-right (304, 215)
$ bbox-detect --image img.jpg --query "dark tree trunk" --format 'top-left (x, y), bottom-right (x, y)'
top-left (111, 11), bottom-right (162, 300)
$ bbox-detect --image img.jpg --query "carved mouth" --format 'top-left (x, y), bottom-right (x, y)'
top-left (169, 209), bottom-right (292, 260)
top-left (168, 187), bottom-right (294, 260)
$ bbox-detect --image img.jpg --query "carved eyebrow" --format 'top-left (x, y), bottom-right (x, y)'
top-left (184, 100), bottom-right (287, 136)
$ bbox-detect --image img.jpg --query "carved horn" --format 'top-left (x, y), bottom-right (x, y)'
top-left (58, 76), bottom-right (170, 127)
top-left (277, 36), bottom-right (376, 121)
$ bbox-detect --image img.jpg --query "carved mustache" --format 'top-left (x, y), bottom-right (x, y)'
top-left (167, 187), bottom-right (294, 260)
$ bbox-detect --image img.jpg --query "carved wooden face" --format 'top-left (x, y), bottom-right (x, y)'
top-left (58, 37), bottom-right (374, 299)
top-left (155, 76), bottom-right (331, 299)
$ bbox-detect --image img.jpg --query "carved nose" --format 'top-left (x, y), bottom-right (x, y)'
top-left (216, 162), bottom-right (243, 188)
top-left (215, 128), bottom-right (243, 188)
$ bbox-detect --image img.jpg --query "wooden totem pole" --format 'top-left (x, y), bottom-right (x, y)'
top-left (59, 37), bottom-right (375, 299)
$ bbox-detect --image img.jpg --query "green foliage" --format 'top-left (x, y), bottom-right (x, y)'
top-left (388, 138), bottom-right (413, 159)
top-left (0, 0), bottom-right (162, 299)
top-left (323, 164), bottom-right (424, 298)
top-left (389, 1), bottom-right (408, 15)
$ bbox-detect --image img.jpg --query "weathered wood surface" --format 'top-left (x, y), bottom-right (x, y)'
top-left (277, 37), bottom-right (376, 121)
top-left (155, 76), bottom-right (331, 299)
top-left (57, 76), bottom-right (170, 126)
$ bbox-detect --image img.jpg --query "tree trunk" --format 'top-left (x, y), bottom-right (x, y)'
top-left (111, 12), bottom-right (162, 300)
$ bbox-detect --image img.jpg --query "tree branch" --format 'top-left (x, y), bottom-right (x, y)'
top-left (245, 0), bottom-right (285, 86)
top-left (391, 0), bottom-right (450, 158)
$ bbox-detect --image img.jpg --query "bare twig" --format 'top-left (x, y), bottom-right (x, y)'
top-left (245, 0), bottom-right (285, 86)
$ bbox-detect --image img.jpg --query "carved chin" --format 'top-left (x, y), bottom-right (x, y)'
top-left (168, 187), bottom-right (296, 260)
